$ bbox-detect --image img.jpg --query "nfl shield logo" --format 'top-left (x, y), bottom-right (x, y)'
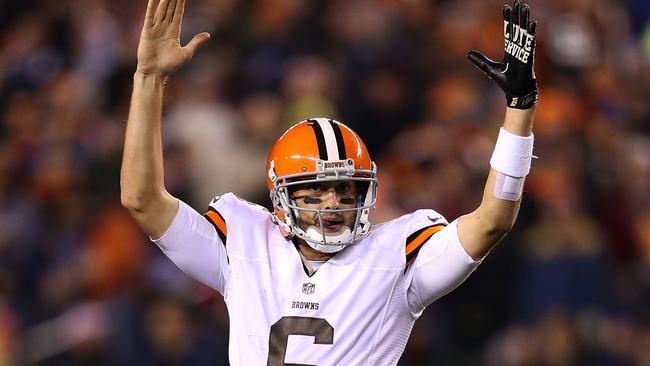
top-left (302, 283), bottom-right (315, 295)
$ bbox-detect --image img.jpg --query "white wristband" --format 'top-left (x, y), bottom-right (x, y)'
top-left (490, 127), bottom-right (534, 177)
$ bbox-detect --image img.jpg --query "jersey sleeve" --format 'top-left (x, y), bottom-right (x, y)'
top-left (152, 199), bottom-right (230, 295)
top-left (403, 214), bottom-right (482, 316)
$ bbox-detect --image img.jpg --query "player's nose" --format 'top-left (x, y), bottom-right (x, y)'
top-left (321, 188), bottom-right (340, 209)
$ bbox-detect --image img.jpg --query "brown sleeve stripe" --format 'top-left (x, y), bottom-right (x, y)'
top-left (405, 224), bottom-right (446, 263)
top-left (203, 208), bottom-right (227, 245)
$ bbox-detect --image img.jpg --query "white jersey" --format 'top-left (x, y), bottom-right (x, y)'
top-left (154, 193), bottom-right (481, 365)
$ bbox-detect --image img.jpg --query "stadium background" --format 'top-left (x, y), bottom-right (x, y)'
top-left (1, 0), bottom-right (649, 364)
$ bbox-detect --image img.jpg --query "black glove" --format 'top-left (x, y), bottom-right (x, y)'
top-left (467, 0), bottom-right (538, 109)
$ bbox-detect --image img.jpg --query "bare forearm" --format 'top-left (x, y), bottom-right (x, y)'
top-left (477, 107), bottom-right (535, 232)
top-left (502, 106), bottom-right (535, 136)
top-left (458, 0), bottom-right (539, 260)
top-left (481, 105), bottom-right (535, 223)
top-left (120, 72), bottom-right (178, 238)
top-left (121, 0), bottom-right (207, 238)
top-left (121, 72), bottom-right (167, 208)
top-left (477, 106), bottom-right (536, 229)
top-left (458, 106), bottom-right (535, 259)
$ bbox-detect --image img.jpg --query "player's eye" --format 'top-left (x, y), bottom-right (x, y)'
top-left (302, 197), bottom-right (322, 204)
top-left (308, 183), bottom-right (323, 192)
top-left (291, 192), bottom-right (323, 204)
top-left (336, 183), bottom-right (353, 194)
top-left (339, 197), bottom-right (355, 205)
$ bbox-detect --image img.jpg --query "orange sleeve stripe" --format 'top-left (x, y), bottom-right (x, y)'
top-left (206, 210), bottom-right (227, 238)
top-left (405, 225), bottom-right (445, 256)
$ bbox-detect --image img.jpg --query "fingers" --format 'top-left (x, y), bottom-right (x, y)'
top-left (502, 4), bottom-right (512, 22)
top-left (467, 50), bottom-right (508, 90)
top-left (172, 0), bottom-right (185, 27)
top-left (508, 1), bottom-right (536, 39)
top-left (467, 51), bottom-right (487, 73)
top-left (528, 20), bottom-right (537, 36)
top-left (521, 4), bottom-right (529, 28)
top-left (503, 5), bottom-right (512, 39)
top-left (144, 0), bottom-right (156, 26)
top-left (153, 0), bottom-right (173, 24)
top-left (184, 32), bottom-right (211, 57)
top-left (147, 0), bottom-right (182, 28)
top-left (511, 0), bottom-right (521, 27)
top-left (467, 50), bottom-right (497, 75)
top-left (165, 0), bottom-right (178, 23)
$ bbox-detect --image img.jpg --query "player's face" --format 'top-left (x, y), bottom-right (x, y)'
top-left (291, 181), bottom-right (358, 234)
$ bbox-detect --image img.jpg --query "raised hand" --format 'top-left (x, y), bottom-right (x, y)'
top-left (467, 0), bottom-right (538, 109)
top-left (136, 0), bottom-right (210, 77)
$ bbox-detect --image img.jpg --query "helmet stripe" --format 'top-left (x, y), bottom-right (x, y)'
top-left (308, 119), bottom-right (329, 160)
top-left (328, 119), bottom-right (347, 159)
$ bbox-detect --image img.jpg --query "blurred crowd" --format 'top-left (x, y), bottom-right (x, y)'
top-left (0, 0), bottom-right (649, 365)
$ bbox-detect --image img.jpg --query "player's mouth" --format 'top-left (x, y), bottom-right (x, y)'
top-left (319, 216), bottom-right (345, 233)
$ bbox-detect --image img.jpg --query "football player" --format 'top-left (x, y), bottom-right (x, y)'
top-left (121, 0), bottom-right (538, 364)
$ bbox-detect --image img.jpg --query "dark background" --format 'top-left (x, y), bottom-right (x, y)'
top-left (0, 0), bottom-right (649, 364)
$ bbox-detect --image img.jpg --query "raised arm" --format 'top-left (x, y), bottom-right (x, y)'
top-left (457, 0), bottom-right (538, 260)
top-left (120, 0), bottom-right (210, 238)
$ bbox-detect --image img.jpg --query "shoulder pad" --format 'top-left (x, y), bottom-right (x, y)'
top-left (404, 209), bottom-right (448, 265)
top-left (204, 193), bottom-right (271, 246)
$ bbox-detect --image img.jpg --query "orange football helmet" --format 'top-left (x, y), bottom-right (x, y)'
top-left (266, 118), bottom-right (378, 253)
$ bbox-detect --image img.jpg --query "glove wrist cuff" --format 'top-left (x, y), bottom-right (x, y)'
top-left (506, 90), bottom-right (538, 109)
